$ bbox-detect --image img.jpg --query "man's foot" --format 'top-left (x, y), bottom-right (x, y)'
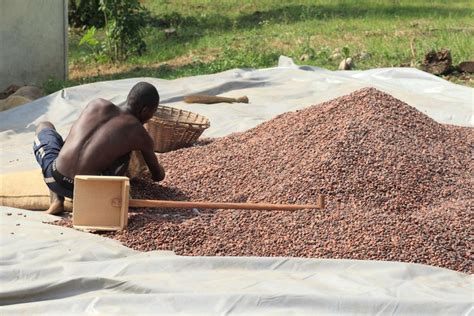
top-left (45, 199), bottom-right (64, 215)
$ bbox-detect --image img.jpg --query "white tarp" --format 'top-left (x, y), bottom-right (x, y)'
top-left (1, 207), bottom-right (472, 315)
top-left (0, 56), bottom-right (472, 173)
top-left (0, 57), bottom-right (473, 314)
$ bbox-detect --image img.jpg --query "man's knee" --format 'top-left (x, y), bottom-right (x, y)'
top-left (36, 121), bottom-right (56, 134)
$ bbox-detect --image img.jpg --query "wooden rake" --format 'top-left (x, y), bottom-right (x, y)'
top-left (72, 175), bottom-right (325, 231)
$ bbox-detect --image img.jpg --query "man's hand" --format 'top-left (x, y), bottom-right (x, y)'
top-left (153, 163), bottom-right (166, 182)
top-left (141, 147), bottom-right (165, 182)
top-left (136, 127), bottom-right (165, 182)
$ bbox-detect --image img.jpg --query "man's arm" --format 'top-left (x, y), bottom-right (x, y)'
top-left (142, 146), bottom-right (165, 181)
top-left (137, 129), bottom-right (165, 181)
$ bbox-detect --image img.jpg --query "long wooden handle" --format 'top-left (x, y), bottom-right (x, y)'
top-left (127, 195), bottom-right (325, 210)
top-left (184, 95), bottom-right (249, 104)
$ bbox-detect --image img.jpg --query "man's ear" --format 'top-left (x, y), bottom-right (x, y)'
top-left (141, 106), bottom-right (152, 116)
top-left (141, 105), bottom-right (156, 121)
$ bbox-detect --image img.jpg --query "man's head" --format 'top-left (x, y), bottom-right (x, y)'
top-left (126, 82), bottom-right (159, 123)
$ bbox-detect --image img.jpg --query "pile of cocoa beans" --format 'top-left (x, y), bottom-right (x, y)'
top-left (59, 88), bottom-right (474, 273)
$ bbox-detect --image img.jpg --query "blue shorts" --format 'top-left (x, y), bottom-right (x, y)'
top-left (33, 128), bottom-right (131, 199)
top-left (33, 128), bottom-right (74, 198)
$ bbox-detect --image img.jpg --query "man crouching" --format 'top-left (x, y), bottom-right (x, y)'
top-left (33, 82), bottom-right (165, 214)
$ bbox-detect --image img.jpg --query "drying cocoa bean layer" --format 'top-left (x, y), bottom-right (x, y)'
top-left (59, 88), bottom-right (474, 273)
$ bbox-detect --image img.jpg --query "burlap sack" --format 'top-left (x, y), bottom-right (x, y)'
top-left (0, 169), bottom-right (72, 211)
top-left (0, 95), bottom-right (32, 112)
top-left (127, 150), bottom-right (147, 179)
top-left (0, 85), bottom-right (43, 112)
top-left (12, 86), bottom-right (43, 100)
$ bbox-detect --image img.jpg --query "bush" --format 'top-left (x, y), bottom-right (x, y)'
top-left (69, 0), bottom-right (104, 28)
top-left (100, 0), bottom-right (148, 62)
top-left (78, 26), bottom-right (108, 63)
top-left (77, 0), bottom-right (148, 62)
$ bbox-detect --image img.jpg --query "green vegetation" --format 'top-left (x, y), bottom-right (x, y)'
top-left (99, 0), bottom-right (148, 61)
top-left (46, 0), bottom-right (474, 93)
top-left (73, 0), bottom-right (148, 62)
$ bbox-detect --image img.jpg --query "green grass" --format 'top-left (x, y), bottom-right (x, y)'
top-left (45, 0), bottom-right (474, 93)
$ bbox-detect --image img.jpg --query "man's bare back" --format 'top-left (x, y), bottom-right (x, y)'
top-left (57, 98), bottom-right (151, 177)
top-left (33, 82), bottom-right (164, 214)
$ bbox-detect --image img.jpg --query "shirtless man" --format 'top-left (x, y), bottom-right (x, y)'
top-left (33, 82), bottom-right (165, 215)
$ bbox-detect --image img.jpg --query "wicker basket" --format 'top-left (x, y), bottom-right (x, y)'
top-left (145, 105), bottom-right (210, 153)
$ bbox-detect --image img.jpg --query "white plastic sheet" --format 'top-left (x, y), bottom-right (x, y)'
top-left (0, 56), bottom-right (472, 173)
top-left (1, 207), bottom-right (472, 315)
top-left (0, 58), bottom-right (473, 314)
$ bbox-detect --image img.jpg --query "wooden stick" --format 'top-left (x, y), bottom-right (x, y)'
top-left (184, 95), bottom-right (249, 104)
top-left (123, 194), bottom-right (325, 210)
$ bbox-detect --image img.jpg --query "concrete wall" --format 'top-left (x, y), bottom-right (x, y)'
top-left (0, 0), bottom-right (67, 91)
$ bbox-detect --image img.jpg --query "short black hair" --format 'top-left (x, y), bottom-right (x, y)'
top-left (127, 82), bottom-right (159, 112)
